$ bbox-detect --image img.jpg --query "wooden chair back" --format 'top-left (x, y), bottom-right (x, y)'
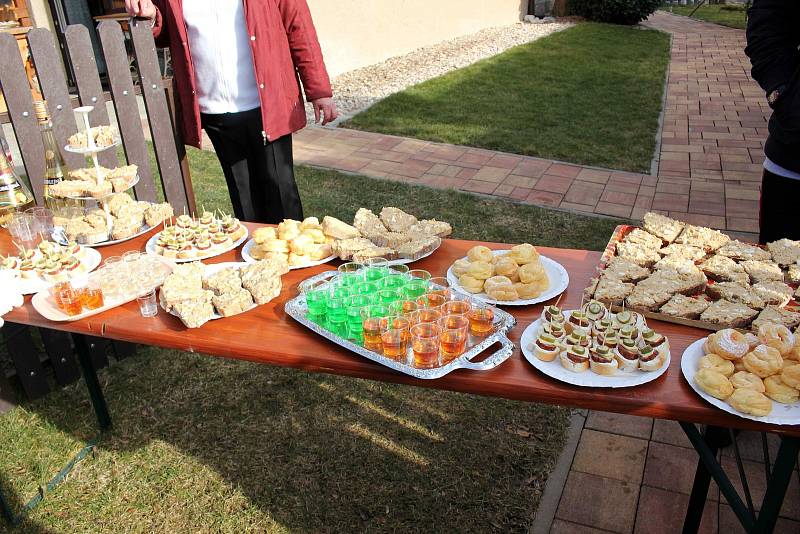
top-left (0, 20), bottom-right (195, 213)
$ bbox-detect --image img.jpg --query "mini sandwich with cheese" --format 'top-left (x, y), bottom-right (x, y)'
top-left (615, 338), bottom-right (640, 372)
top-left (560, 345), bottom-right (590, 373)
top-left (533, 333), bottom-right (561, 362)
top-left (590, 345), bottom-right (619, 376)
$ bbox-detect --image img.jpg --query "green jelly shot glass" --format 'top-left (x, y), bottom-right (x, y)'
top-left (377, 288), bottom-right (402, 306)
top-left (362, 257), bottom-right (389, 283)
top-left (338, 262), bottom-right (364, 287)
top-left (326, 285), bottom-right (350, 337)
top-left (345, 294), bottom-right (372, 341)
top-left (300, 278), bottom-right (330, 324)
top-left (352, 281), bottom-right (379, 300)
top-left (407, 269), bottom-right (431, 281)
top-left (402, 278), bottom-right (428, 300)
top-left (380, 274), bottom-right (407, 291)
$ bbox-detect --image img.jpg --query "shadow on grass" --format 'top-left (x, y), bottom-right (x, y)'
top-left (1, 144), bottom-right (621, 532)
top-left (3, 346), bottom-right (569, 532)
top-left (0, 473), bottom-right (58, 533)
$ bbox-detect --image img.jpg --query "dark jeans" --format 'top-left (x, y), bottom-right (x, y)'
top-left (200, 108), bottom-right (303, 224)
top-left (759, 167), bottom-right (800, 244)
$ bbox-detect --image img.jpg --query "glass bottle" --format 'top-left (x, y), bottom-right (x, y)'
top-left (34, 100), bottom-right (70, 208)
top-left (0, 142), bottom-right (35, 228)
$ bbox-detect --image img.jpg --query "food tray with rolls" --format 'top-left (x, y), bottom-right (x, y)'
top-left (284, 271), bottom-right (516, 380)
top-left (584, 214), bottom-right (800, 333)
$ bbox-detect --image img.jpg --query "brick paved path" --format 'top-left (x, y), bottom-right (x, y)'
top-left (644, 12), bottom-right (768, 235)
top-left (293, 12), bottom-right (768, 235)
top-left (543, 412), bottom-right (800, 534)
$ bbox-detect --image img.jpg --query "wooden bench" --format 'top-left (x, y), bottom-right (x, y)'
top-left (0, 20), bottom-right (195, 404)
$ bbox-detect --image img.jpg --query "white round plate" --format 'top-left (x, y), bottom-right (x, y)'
top-left (240, 239), bottom-right (335, 269)
top-left (145, 226), bottom-right (249, 264)
top-left (447, 250), bottom-right (569, 306)
top-left (53, 220), bottom-right (158, 248)
top-left (520, 311), bottom-right (670, 388)
top-left (63, 138), bottom-right (120, 155)
top-left (13, 247), bottom-right (102, 295)
top-left (681, 338), bottom-right (800, 425)
top-left (161, 262), bottom-right (257, 321)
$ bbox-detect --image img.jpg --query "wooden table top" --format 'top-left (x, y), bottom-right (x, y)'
top-left (4, 223), bottom-right (798, 437)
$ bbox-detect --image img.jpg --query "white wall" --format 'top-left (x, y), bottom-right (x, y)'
top-left (308, 0), bottom-right (528, 77)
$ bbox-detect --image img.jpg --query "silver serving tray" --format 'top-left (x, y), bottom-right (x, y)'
top-left (284, 271), bottom-right (516, 379)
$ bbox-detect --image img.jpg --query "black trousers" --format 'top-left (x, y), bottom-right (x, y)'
top-left (200, 108), bottom-right (303, 224)
top-left (759, 168), bottom-right (800, 244)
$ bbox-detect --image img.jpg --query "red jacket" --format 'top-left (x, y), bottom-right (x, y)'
top-left (151, 0), bottom-right (333, 148)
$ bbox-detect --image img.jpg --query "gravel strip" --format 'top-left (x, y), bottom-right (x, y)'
top-left (305, 20), bottom-right (574, 123)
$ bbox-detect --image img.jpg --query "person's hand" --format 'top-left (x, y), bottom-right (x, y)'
top-left (311, 97), bottom-right (338, 125)
top-left (125, 0), bottom-right (157, 19)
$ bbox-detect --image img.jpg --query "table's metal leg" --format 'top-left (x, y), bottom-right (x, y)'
top-left (73, 334), bottom-right (112, 430)
top-left (0, 335), bottom-right (111, 525)
top-left (681, 424), bottom-right (740, 533)
top-left (761, 433), bottom-right (772, 481)
top-left (730, 428), bottom-right (756, 518)
top-left (681, 422), bottom-right (799, 534)
top-left (753, 436), bottom-right (800, 534)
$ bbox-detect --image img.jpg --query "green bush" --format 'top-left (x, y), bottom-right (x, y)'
top-left (570, 0), bottom-right (662, 25)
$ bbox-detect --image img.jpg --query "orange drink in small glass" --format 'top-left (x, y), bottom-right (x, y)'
top-left (381, 328), bottom-right (409, 362)
top-left (442, 299), bottom-right (471, 317)
top-left (83, 282), bottom-right (105, 310)
top-left (467, 303), bottom-right (496, 337)
top-left (438, 314), bottom-right (469, 363)
top-left (57, 288), bottom-right (83, 316)
top-left (411, 308), bottom-right (442, 326)
top-left (50, 281), bottom-right (72, 309)
top-left (389, 299), bottom-right (419, 317)
top-left (410, 323), bottom-right (441, 369)
top-left (360, 304), bottom-right (389, 352)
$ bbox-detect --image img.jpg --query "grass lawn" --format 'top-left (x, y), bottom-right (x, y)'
top-left (661, 3), bottom-right (747, 29)
top-left (343, 23), bottom-right (671, 173)
top-left (0, 147), bottom-right (625, 533)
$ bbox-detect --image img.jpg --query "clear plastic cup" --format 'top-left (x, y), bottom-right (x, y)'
top-left (8, 213), bottom-right (39, 250)
top-left (406, 269), bottom-right (431, 281)
top-left (442, 298), bottom-right (472, 317)
top-left (338, 262), bottom-right (364, 287)
top-left (362, 257), bottom-right (389, 283)
top-left (361, 304), bottom-right (389, 352)
top-left (301, 278), bottom-right (330, 324)
top-left (381, 328), bottom-right (409, 362)
top-left (389, 299), bottom-right (419, 317)
top-left (402, 278), bottom-right (429, 300)
top-left (137, 288), bottom-right (158, 317)
top-left (410, 307), bottom-right (442, 326)
top-left (410, 322), bottom-right (441, 369)
top-left (467, 302), bottom-right (496, 337)
top-left (379, 314), bottom-right (411, 334)
top-left (388, 264), bottom-right (410, 276)
top-left (345, 294), bottom-right (372, 341)
top-left (26, 207), bottom-right (54, 241)
top-left (380, 274), bottom-right (406, 291)
top-left (376, 288), bottom-right (401, 305)
top-left (438, 314), bottom-right (469, 363)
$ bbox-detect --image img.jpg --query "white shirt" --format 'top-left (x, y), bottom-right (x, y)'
top-left (182, 0), bottom-right (261, 114)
